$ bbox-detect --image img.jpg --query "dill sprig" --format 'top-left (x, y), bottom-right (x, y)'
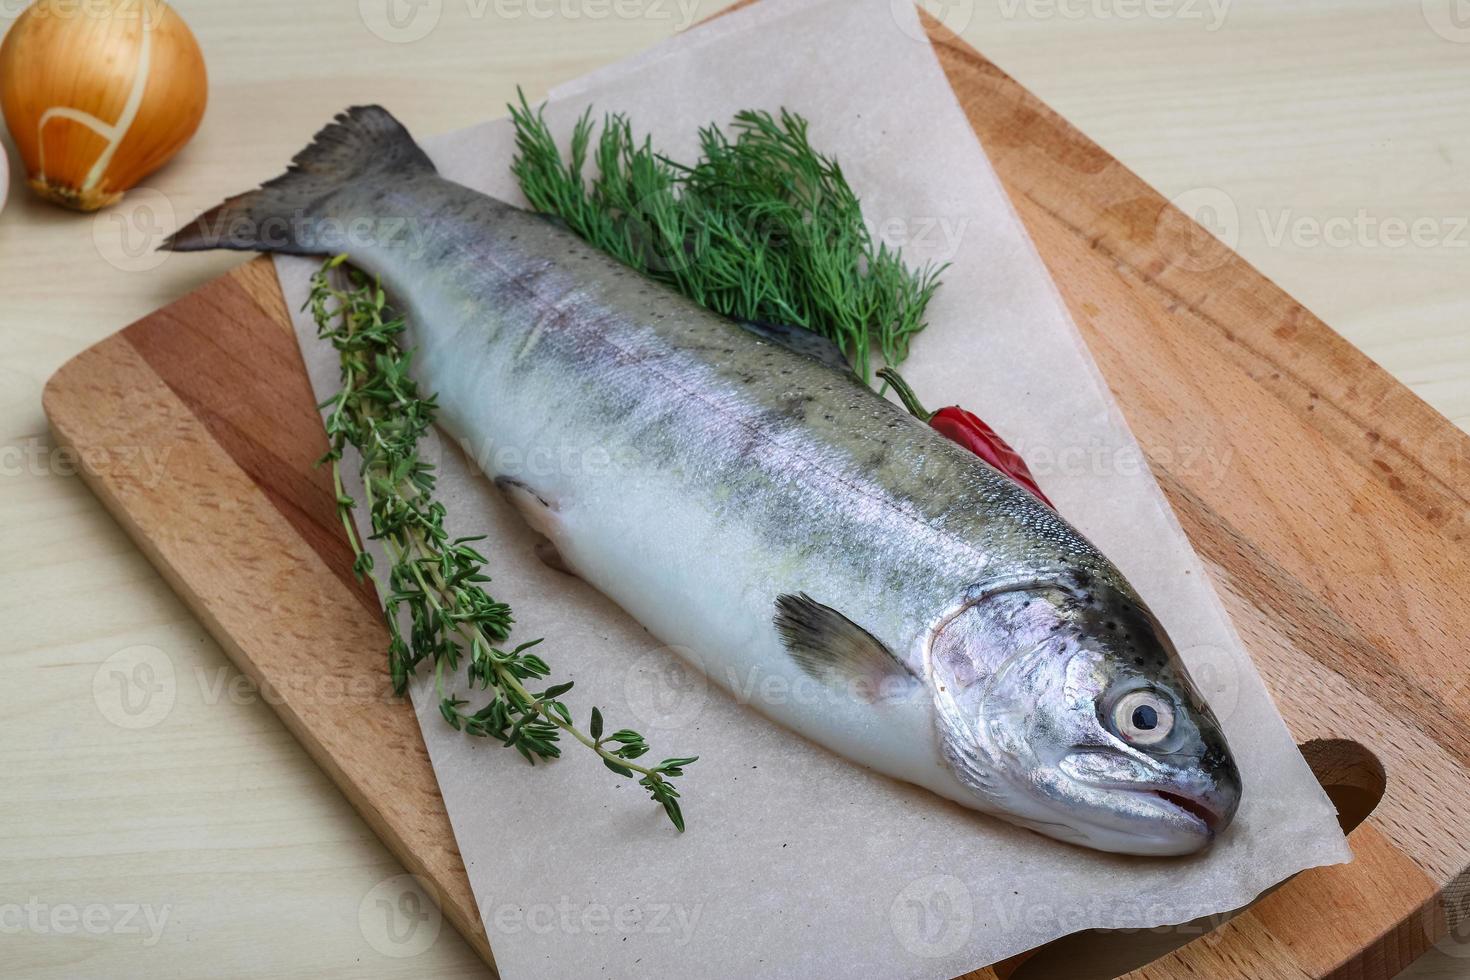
top-left (310, 255), bottom-right (695, 831)
top-left (509, 91), bottom-right (946, 380)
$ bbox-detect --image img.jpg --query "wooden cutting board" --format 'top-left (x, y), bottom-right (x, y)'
top-left (41, 12), bottom-right (1470, 980)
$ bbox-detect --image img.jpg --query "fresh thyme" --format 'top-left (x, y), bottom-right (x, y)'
top-left (310, 256), bottom-right (695, 831)
top-left (509, 91), bottom-right (946, 381)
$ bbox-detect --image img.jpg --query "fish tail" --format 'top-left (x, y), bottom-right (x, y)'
top-left (162, 105), bottom-right (436, 255)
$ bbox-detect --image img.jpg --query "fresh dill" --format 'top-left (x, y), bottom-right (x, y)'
top-left (310, 256), bottom-right (696, 831)
top-left (508, 91), bottom-right (946, 381)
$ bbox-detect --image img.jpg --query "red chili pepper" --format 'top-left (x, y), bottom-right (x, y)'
top-left (877, 367), bottom-right (1054, 509)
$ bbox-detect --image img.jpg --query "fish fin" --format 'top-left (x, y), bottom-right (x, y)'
top-left (735, 319), bottom-right (852, 374)
top-left (533, 540), bottom-right (575, 576)
top-left (774, 593), bottom-right (917, 702)
top-left (162, 105), bottom-right (435, 255)
top-left (495, 477), bottom-right (576, 574)
top-left (494, 476), bottom-right (558, 536)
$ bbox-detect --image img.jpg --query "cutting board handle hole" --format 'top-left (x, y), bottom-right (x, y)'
top-left (1298, 738), bottom-right (1385, 834)
top-left (999, 739), bottom-right (1386, 980)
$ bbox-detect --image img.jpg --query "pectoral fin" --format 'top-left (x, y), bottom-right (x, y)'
top-left (774, 593), bottom-right (918, 702)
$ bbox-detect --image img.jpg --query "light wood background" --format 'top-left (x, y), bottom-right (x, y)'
top-left (3, 1), bottom-right (1468, 978)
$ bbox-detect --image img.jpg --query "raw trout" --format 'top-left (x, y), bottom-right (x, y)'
top-left (167, 106), bottom-right (1241, 855)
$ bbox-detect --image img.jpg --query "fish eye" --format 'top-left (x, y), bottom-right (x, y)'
top-left (1112, 690), bottom-right (1175, 747)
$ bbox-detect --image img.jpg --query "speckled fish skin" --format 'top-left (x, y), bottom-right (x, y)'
top-left (167, 106), bottom-right (1242, 856)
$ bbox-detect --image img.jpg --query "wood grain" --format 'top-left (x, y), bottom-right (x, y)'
top-left (42, 267), bottom-right (495, 967)
top-left (41, 14), bottom-right (1470, 980)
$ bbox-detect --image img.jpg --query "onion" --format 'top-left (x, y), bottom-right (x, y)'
top-left (0, 0), bottom-right (207, 212)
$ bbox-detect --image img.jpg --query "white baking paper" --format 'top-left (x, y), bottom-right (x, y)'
top-left (275, 1), bottom-right (1350, 976)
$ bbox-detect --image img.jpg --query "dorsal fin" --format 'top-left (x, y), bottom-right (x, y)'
top-left (735, 319), bottom-right (852, 374)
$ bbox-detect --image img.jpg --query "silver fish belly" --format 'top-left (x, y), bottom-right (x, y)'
top-left (168, 105), bottom-right (1242, 855)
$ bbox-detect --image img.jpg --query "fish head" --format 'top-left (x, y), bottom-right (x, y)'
top-left (926, 572), bottom-right (1241, 856)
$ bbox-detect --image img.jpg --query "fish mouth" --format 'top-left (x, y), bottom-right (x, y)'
top-left (1007, 761), bottom-right (1233, 855)
top-left (1008, 784), bottom-right (1222, 856)
top-left (1151, 790), bottom-right (1224, 834)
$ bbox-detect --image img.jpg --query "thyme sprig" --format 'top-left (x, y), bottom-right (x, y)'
top-left (310, 255), bottom-right (695, 831)
top-left (509, 91), bottom-right (946, 381)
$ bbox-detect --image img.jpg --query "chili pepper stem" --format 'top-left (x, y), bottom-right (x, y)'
top-left (876, 366), bottom-right (933, 422)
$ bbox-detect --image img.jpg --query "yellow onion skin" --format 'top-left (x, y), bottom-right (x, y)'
top-left (0, 0), bottom-right (207, 211)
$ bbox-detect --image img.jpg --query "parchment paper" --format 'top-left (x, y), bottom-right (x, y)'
top-left (275, 1), bottom-right (1350, 976)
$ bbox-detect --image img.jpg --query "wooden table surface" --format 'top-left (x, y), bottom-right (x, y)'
top-left (2, 1), bottom-right (1467, 978)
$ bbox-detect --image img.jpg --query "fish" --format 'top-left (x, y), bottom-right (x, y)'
top-left (166, 105), bottom-right (1242, 856)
